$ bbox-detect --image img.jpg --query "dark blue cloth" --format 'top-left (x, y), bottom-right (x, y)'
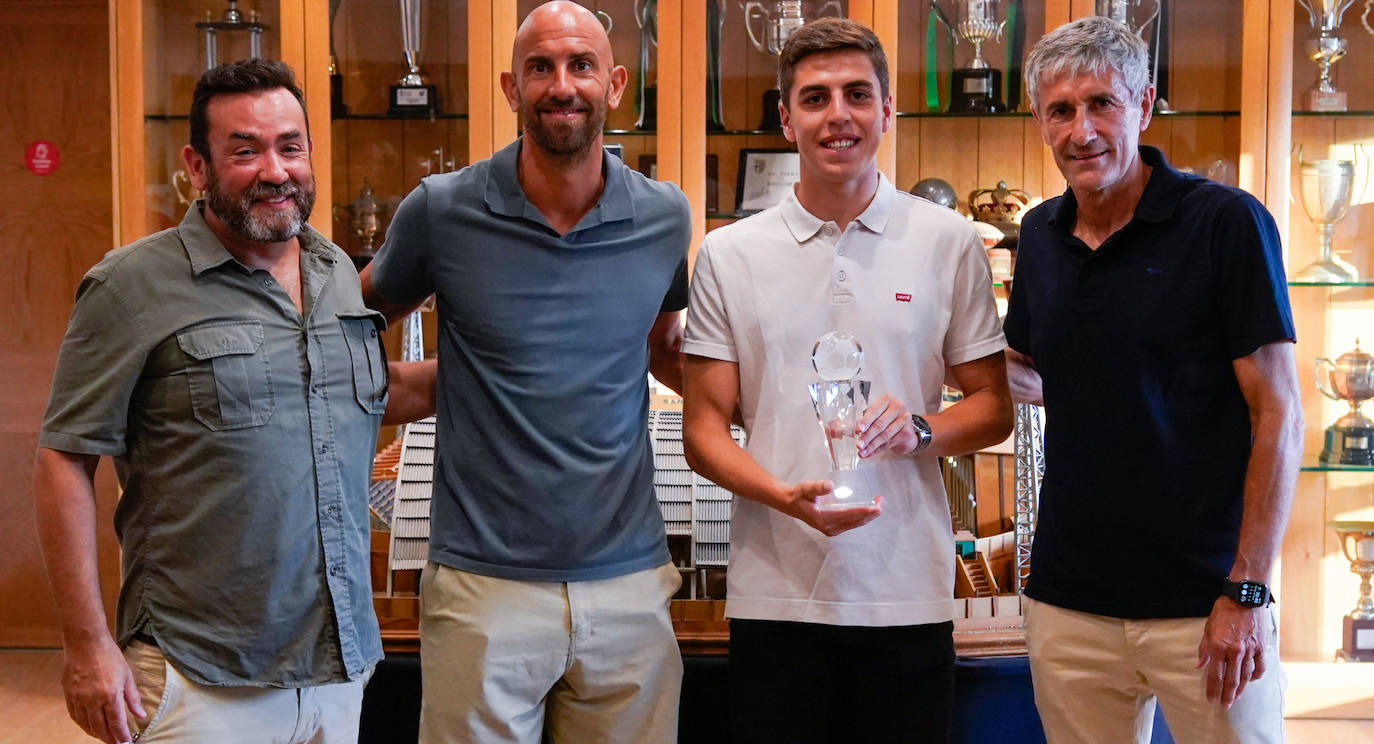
top-left (1003, 146), bottom-right (1294, 618)
top-left (370, 139), bottom-right (689, 582)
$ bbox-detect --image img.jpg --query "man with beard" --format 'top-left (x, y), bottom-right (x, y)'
top-left (359, 2), bottom-right (690, 742)
top-left (34, 59), bottom-right (436, 744)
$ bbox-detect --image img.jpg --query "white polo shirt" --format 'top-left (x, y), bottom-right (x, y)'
top-left (683, 173), bottom-right (1006, 626)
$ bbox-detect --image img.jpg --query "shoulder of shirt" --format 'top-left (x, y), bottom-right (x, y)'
top-left (619, 162), bottom-right (691, 218)
top-left (699, 205), bottom-right (787, 256)
top-left (415, 158), bottom-right (490, 198)
top-left (1179, 178), bottom-right (1261, 215)
top-left (84, 224), bottom-right (187, 285)
top-left (891, 189), bottom-right (982, 238)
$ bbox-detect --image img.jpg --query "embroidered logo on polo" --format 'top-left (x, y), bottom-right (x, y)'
top-left (895, 293), bottom-right (912, 302)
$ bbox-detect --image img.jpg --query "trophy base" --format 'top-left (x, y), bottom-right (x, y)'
top-left (331, 73), bottom-right (348, 118)
top-left (388, 84), bottom-right (438, 118)
top-left (1340, 616), bottom-right (1374, 661)
top-left (758, 89), bottom-right (783, 131)
top-left (817, 468), bottom-right (879, 512)
top-left (948, 69), bottom-right (1005, 114)
top-left (1292, 256), bottom-right (1358, 283)
top-left (1308, 88), bottom-right (1348, 113)
top-left (1320, 424), bottom-right (1374, 466)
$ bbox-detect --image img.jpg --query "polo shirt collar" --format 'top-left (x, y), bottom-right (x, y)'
top-left (780, 171), bottom-right (894, 243)
top-left (1048, 145), bottom-right (1193, 231)
top-left (180, 200), bottom-right (337, 276)
top-left (483, 138), bottom-right (635, 229)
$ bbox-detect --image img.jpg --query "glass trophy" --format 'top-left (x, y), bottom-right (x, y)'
top-left (808, 332), bottom-right (878, 511)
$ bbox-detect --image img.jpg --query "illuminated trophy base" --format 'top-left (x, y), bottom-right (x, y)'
top-left (1309, 88), bottom-right (1348, 113)
top-left (1321, 423), bottom-right (1374, 466)
top-left (818, 466), bottom-right (879, 512)
top-left (1341, 616), bottom-right (1374, 661)
top-left (389, 84), bottom-right (438, 118)
top-left (949, 68), bottom-right (1005, 113)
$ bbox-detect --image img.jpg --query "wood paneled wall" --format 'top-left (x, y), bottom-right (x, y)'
top-left (0, 0), bottom-right (118, 647)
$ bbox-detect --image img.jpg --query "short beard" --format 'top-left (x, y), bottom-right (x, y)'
top-left (203, 163), bottom-right (316, 244)
top-left (521, 91), bottom-right (609, 160)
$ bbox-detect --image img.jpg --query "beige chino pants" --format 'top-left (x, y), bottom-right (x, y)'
top-left (1025, 597), bottom-right (1286, 744)
top-left (418, 561), bottom-right (683, 744)
top-left (122, 640), bottom-right (366, 744)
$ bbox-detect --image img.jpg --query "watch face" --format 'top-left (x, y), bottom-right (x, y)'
top-left (1229, 580), bottom-right (1268, 607)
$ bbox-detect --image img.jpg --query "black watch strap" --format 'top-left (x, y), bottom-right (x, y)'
top-left (1222, 579), bottom-right (1272, 608)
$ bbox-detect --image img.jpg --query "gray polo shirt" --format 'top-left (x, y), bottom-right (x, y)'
top-left (40, 203), bottom-right (386, 687)
top-left (371, 139), bottom-right (688, 582)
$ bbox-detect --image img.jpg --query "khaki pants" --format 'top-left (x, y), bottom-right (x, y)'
top-left (122, 640), bottom-right (366, 744)
top-left (1024, 597), bottom-right (1286, 744)
top-left (418, 561), bottom-right (683, 744)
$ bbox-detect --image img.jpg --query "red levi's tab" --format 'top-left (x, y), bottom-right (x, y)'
top-left (895, 293), bottom-right (912, 302)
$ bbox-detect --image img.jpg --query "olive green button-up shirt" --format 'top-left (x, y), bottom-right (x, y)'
top-left (40, 203), bottom-right (387, 687)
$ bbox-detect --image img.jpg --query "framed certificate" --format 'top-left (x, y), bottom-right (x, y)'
top-left (735, 148), bottom-right (800, 215)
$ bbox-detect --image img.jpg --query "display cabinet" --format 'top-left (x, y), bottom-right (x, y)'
top-left (1280, 0), bottom-right (1374, 664)
top-left (109, 0), bottom-right (1374, 675)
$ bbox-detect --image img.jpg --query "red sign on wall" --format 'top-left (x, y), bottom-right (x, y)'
top-left (25, 140), bottom-right (59, 176)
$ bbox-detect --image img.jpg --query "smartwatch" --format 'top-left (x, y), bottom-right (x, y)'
top-left (910, 414), bottom-right (933, 455)
top-left (1221, 579), bottom-right (1272, 608)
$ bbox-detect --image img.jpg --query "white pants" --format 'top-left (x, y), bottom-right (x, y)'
top-left (418, 561), bottom-right (684, 744)
top-left (1024, 597), bottom-right (1286, 744)
top-left (123, 640), bottom-right (366, 744)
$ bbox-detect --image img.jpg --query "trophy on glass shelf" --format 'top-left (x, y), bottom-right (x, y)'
top-left (1095, 0), bottom-right (1171, 112)
top-left (1316, 341), bottom-right (1374, 465)
top-left (808, 332), bottom-right (879, 511)
top-left (1297, 0), bottom-right (1356, 111)
top-left (708, 0), bottom-right (726, 130)
top-left (933, 0), bottom-right (1009, 113)
top-left (635, 0), bottom-right (658, 130)
top-left (389, 0), bottom-right (438, 117)
top-left (743, 0), bottom-right (843, 129)
top-left (334, 180), bottom-right (388, 268)
top-left (1329, 521), bottom-right (1374, 661)
top-left (1293, 152), bottom-right (1358, 282)
top-left (196, 0), bottom-right (268, 71)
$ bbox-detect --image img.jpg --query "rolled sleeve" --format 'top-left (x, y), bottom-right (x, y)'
top-left (944, 232), bottom-right (1007, 366)
top-left (40, 277), bottom-right (149, 456)
top-left (371, 180), bottom-right (436, 307)
top-left (682, 241), bottom-right (737, 362)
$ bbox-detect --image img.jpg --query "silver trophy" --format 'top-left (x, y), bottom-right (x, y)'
top-left (1316, 341), bottom-right (1374, 464)
top-left (1329, 521), bottom-right (1374, 661)
top-left (1298, 0), bottom-right (1356, 111)
top-left (1293, 153), bottom-right (1358, 282)
top-left (1095, 0), bottom-right (1159, 30)
top-left (808, 332), bottom-right (878, 511)
top-left (389, 0), bottom-right (437, 116)
top-left (1094, 0), bottom-right (1170, 111)
top-left (742, 0), bottom-right (842, 129)
top-left (934, 0), bottom-right (1008, 113)
top-left (196, 0), bottom-right (267, 71)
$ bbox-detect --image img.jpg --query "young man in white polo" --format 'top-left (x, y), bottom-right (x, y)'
top-left (682, 18), bottom-right (1013, 744)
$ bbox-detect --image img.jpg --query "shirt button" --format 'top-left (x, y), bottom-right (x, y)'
top-left (836, 270), bottom-right (848, 282)
top-left (263, 278), bottom-right (274, 287)
top-left (369, 329), bottom-right (377, 338)
top-left (837, 245), bottom-right (847, 256)
top-left (822, 225), bottom-right (835, 237)
top-left (320, 444), bottom-right (329, 454)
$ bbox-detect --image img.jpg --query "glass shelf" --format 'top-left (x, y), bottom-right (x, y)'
top-left (604, 129), bottom-right (656, 136)
top-left (708, 129), bottom-right (792, 137)
top-left (334, 113), bottom-right (469, 121)
top-left (895, 111), bottom-right (1032, 119)
top-left (1301, 456), bottom-right (1374, 472)
top-left (1292, 110), bottom-right (1374, 117)
top-left (1287, 280), bottom-right (1374, 287)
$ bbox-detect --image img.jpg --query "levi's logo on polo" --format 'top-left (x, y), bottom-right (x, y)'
top-left (895, 293), bottom-right (912, 302)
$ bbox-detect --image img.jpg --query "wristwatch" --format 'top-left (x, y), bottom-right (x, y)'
top-left (910, 414), bottom-right (933, 455)
top-left (1221, 579), bottom-right (1272, 608)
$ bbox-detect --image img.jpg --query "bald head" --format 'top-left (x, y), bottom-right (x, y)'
top-left (511, 1), bottom-right (614, 75)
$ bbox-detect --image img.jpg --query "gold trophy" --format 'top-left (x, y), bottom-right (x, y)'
top-left (334, 180), bottom-right (388, 268)
top-left (1316, 341), bottom-right (1374, 465)
top-left (1329, 521), bottom-right (1374, 661)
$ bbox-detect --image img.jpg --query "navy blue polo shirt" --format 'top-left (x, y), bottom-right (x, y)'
top-left (1004, 146), bottom-right (1294, 618)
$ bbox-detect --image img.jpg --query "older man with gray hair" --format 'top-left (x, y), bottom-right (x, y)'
top-left (1003, 16), bottom-right (1302, 744)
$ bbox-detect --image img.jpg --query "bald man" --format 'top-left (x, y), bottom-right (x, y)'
top-left (360, 2), bottom-right (691, 741)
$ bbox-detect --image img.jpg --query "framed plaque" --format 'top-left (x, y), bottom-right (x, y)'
top-left (604, 143), bottom-right (625, 160)
top-left (735, 148), bottom-right (800, 215)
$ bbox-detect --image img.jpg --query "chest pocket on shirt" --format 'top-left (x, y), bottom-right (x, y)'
top-left (175, 320), bottom-right (275, 431)
top-left (338, 311), bottom-right (389, 415)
